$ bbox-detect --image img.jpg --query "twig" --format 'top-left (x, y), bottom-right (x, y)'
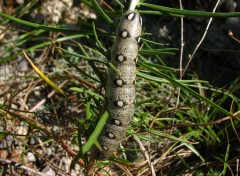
top-left (232, 119), bottom-right (240, 141)
top-left (113, 162), bottom-right (133, 176)
top-left (174, 0), bottom-right (184, 128)
top-left (158, 110), bottom-right (240, 129)
top-left (133, 135), bottom-right (156, 176)
top-left (228, 30), bottom-right (240, 44)
top-left (0, 158), bottom-right (46, 176)
top-left (237, 158), bottom-right (239, 176)
top-left (179, 0), bottom-right (184, 79)
top-left (29, 80), bottom-right (67, 112)
top-left (129, 0), bottom-right (139, 11)
top-left (181, 0), bottom-right (221, 79)
top-left (1, 109), bottom-right (86, 169)
top-left (19, 82), bottom-right (38, 111)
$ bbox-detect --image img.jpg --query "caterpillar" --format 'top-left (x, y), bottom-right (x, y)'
top-left (97, 10), bottom-right (142, 158)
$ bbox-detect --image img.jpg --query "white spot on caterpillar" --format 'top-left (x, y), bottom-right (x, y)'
top-left (103, 145), bottom-right (108, 150)
top-left (108, 132), bottom-right (114, 139)
top-left (117, 55), bottom-right (124, 62)
top-left (137, 37), bottom-right (141, 43)
top-left (127, 13), bottom-right (135, 20)
top-left (121, 31), bottom-right (128, 38)
top-left (116, 100), bottom-right (124, 107)
top-left (114, 119), bottom-right (121, 125)
top-left (135, 57), bottom-right (138, 63)
top-left (116, 79), bottom-right (123, 86)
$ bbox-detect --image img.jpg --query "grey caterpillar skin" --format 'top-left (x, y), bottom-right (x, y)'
top-left (97, 10), bottom-right (142, 158)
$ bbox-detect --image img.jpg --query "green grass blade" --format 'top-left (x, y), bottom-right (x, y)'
top-left (70, 87), bottom-right (104, 100)
top-left (92, 21), bottom-right (105, 53)
top-left (0, 12), bottom-right (81, 33)
top-left (70, 110), bottom-right (109, 170)
top-left (1, 34), bottom-right (86, 64)
top-left (138, 10), bottom-right (164, 16)
top-left (222, 144), bottom-right (230, 175)
top-left (92, 0), bottom-right (113, 24)
top-left (0, 12), bottom-right (109, 36)
top-left (139, 3), bottom-right (240, 17)
top-left (56, 46), bottom-right (105, 64)
top-left (184, 143), bottom-right (205, 162)
top-left (86, 102), bottom-right (92, 120)
top-left (82, 111), bottom-right (109, 155)
top-left (139, 49), bottom-right (176, 56)
top-left (137, 71), bottom-right (208, 84)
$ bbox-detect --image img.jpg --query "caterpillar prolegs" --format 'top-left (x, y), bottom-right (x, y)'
top-left (97, 10), bottom-right (142, 158)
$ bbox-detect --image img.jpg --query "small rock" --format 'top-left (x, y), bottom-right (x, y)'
top-left (52, 125), bottom-right (60, 133)
top-left (29, 138), bottom-right (36, 145)
top-left (17, 58), bottom-right (28, 72)
top-left (16, 0), bottom-right (24, 5)
top-left (6, 135), bottom-right (13, 146)
top-left (45, 148), bottom-right (52, 156)
top-left (34, 90), bottom-right (41, 97)
top-left (27, 152), bottom-right (36, 162)
top-left (17, 125), bottom-right (28, 135)
top-left (0, 140), bottom-right (7, 149)
top-left (42, 166), bottom-right (56, 176)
